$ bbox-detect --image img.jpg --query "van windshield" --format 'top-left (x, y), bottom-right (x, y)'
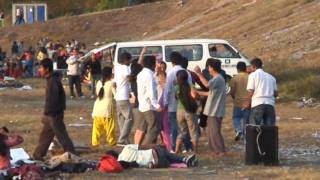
top-left (118, 46), bottom-right (163, 62)
top-left (165, 44), bottom-right (203, 62)
top-left (208, 44), bottom-right (240, 58)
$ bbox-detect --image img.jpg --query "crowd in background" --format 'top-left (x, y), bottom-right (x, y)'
top-left (0, 38), bottom-right (88, 80)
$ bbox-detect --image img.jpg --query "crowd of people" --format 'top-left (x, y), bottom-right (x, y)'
top-left (0, 38), bottom-right (89, 82)
top-left (0, 42), bottom-right (278, 171)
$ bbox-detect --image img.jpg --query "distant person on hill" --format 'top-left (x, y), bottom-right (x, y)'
top-left (245, 58), bottom-right (278, 125)
top-left (15, 8), bottom-right (25, 25)
top-left (33, 58), bottom-right (77, 161)
top-left (229, 62), bottom-right (250, 141)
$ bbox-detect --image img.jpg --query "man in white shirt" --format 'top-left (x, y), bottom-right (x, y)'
top-left (114, 52), bottom-right (133, 145)
top-left (246, 58), bottom-right (278, 125)
top-left (66, 48), bottom-right (84, 98)
top-left (137, 56), bottom-right (161, 144)
top-left (163, 52), bottom-right (192, 151)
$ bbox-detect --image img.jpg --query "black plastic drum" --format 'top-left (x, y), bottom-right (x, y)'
top-left (245, 125), bottom-right (279, 165)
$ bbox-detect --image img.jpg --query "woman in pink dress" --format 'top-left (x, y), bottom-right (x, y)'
top-left (156, 61), bottom-right (172, 151)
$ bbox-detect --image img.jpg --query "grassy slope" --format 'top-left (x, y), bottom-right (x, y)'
top-left (1, 0), bottom-right (320, 97)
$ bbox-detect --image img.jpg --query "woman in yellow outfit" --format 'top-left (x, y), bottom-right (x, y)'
top-left (91, 66), bottom-right (116, 147)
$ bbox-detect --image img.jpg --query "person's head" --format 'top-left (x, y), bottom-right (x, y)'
top-left (142, 55), bottom-right (156, 71)
top-left (180, 56), bottom-right (189, 69)
top-left (0, 127), bottom-right (9, 135)
top-left (206, 58), bottom-right (221, 76)
top-left (250, 58), bottom-right (263, 72)
top-left (176, 70), bottom-right (198, 113)
top-left (210, 46), bottom-right (217, 52)
top-left (170, 51), bottom-right (182, 66)
top-left (119, 52), bottom-right (132, 66)
top-left (39, 58), bottom-right (53, 77)
top-left (176, 69), bottom-right (189, 86)
top-left (236, 61), bottom-right (247, 73)
top-left (72, 48), bottom-right (79, 56)
top-left (160, 61), bottom-right (167, 72)
top-left (98, 66), bottom-right (113, 100)
top-left (131, 59), bottom-right (143, 77)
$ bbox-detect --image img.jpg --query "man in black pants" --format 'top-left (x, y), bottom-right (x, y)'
top-left (33, 58), bottom-right (77, 160)
top-left (66, 49), bottom-right (84, 99)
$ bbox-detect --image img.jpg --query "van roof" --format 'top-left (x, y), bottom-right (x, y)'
top-left (116, 39), bottom-right (229, 47)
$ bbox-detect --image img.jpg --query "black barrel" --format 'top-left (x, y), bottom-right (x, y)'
top-left (245, 125), bottom-right (279, 165)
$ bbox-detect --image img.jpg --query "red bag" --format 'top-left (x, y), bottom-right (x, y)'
top-left (98, 155), bottom-right (123, 173)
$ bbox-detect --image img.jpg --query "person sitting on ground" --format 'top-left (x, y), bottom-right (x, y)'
top-left (0, 127), bottom-right (24, 170)
top-left (91, 67), bottom-right (116, 147)
top-left (117, 144), bottom-right (198, 168)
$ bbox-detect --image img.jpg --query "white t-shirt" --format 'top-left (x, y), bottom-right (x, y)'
top-left (137, 68), bottom-right (160, 112)
top-left (117, 144), bottom-right (154, 167)
top-left (247, 69), bottom-right (277, 108)
top-left (114, 64), bottom-right (131, 101)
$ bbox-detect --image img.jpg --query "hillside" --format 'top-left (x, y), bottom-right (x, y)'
top-left (1, 0), bottom-right (320, 97)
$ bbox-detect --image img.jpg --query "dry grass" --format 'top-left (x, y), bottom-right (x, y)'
top-left (0, 78), bottom-right (319, 179)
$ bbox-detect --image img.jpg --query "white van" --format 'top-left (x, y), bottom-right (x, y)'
top-left (82, 39), bottom-right (250, 78)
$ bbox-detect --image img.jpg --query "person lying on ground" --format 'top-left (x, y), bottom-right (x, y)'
top-left (116, 144), bottom-right (198, 168)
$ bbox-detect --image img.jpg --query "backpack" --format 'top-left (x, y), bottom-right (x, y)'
top-left (98, 155), bottom-right (123, 173)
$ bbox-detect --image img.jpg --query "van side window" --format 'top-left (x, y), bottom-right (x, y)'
top-left (209, 44), bottom-right (240, 58)
top-left (118, 46), bottom-right (162, 62)
top-left (165, 45), bottom-right (203, 62)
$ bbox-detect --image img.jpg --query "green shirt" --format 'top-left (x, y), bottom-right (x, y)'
top-left (175, 85), bottom-right (185, 111)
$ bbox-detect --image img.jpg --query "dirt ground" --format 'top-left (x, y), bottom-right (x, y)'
top-left (0, 78), bottom-right (319, 179)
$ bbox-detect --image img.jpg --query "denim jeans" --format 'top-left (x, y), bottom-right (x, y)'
top-left (232, 106), bottom-right (250, 134)
top-left (169, 112), bottom-right (192, 151)
top-left (155, 145), bottom-right (184, 168)
top-left (250, 104), bottom-right (276, 126)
